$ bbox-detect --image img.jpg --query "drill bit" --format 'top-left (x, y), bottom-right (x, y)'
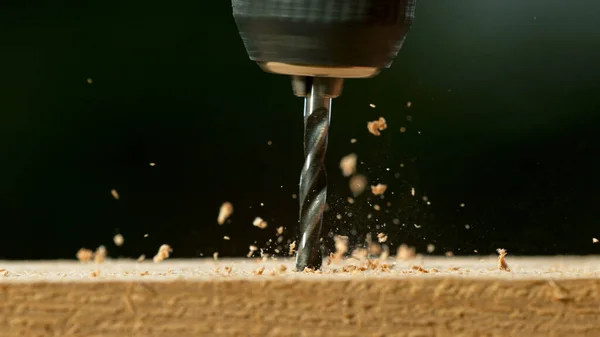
top-left (295, 77), bottom-right (333, 271)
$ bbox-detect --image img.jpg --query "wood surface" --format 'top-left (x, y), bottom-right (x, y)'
top-left (1, 256), bottom-right (599, 337)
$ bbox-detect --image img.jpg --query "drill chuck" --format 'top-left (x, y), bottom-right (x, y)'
top-left (232, 0), bottom-right (416, 78)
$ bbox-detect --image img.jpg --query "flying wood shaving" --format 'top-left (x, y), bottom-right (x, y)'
top-left (371, 184), bottom-right (387, 196)
top-left (213, 252), bottom-right (219, 261)
top-left (76, 248), bottom-right (93, 263)
top-left (217, 202), bottom-right (233, 225)
top-left (339, 153), bottom-right (358, 177)
top-left (223, 236), bottom-right (230, 240)
top-left (593, 238), bottom-right (599, 243)
top-left (289, 241), bottom-right (296, 256)
top-left (94, 246), bottom-right (107, 264)
top-left (373, 204), bottom-right (381, 211)
top-left (396, 244), bottom-right (416, 260)
top-left (367, 117), bottom-right (387, 136)
top-left (349, 174), bottom-right (368, 197)
top-left (113, 234), bottom-right (124, 247)
top-left (247, 245), bottom-right (258, 258)
top-left (497, 248), bottom-right (510, 272)
top-left (110, 189), bottom-right (120, 200)
top-left (253, 217), bottom-right (268, 229)
top-left (445, 251), bottom-right (454, 257)
top-left (427, 244), bottom-right (436, 253)
top-left (153, 244), bottom-right (172, 263)
top-left (411, 187), bottom-right (415, 196)
top-left (333, 235), bottom-right (349, 262)
top-left (377, 233), bottom-right (388, 243)
top-left (276, 226), bottom-right (284, 236)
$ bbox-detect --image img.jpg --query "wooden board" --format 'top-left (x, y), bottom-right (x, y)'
top-left (1, 256), bottom-right (599, 337)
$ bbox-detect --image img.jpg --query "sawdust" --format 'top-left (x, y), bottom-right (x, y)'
top-left (367, 117), bottom-right (387, 136)
top-left (153, 244), bottom-right (172, 263)
top-left (110, 189), bottom-right (120, 200)
top-left (497, 249), bottom-right (510, 272)
top-left (339, 153), bottom-right (358, 177)
top-left (76, 248), bottom-right (93, 263)
top-left (94, 246), bottom-right (107, 264)
top-left (396, 244), bottom-right (416, 260)
top-left (332, 235), bottom-right (349, 263)
top-left (253, 266), bottom-right (265, 275)
top-left (253, 217), bottom-right (268, 229)
top-left (113, 234), bottom-right (124, 247)
top-left (247, 245), bottom-right (258, 258)
top-left (371, 184), bottom-right (387, 196)
top-left (217, 202), bottom-right (233, 225)
top-left (349, 174), bottom-right (368, 197)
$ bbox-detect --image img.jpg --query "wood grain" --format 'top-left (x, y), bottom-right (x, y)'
top-left (1, 256), bottom-right (599, 337)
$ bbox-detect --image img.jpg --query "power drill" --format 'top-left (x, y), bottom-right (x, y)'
top-left (232, 0), bottom-right (416, 271)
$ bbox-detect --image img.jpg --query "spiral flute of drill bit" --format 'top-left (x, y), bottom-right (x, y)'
top-left (296, 84), bottom-right (331, 271)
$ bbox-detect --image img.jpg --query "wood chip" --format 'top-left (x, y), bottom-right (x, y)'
top-left (396, 244), bottom-right (416, 260)
top-left (253, 266), bottom-right (265, 275)
top-left (217, 202), bottom-right (233, 225)
top-left (110, 189), bottom-right (120, 200)
top-left (137, 255), bottom-right (145, 262)
top-left (289, 241), bottom-right (296, 256)
top-left (153, 244), bottom-right (172, 263)
top-left (253, 217), bottom-right (268, 229)
top-left (497, 248), bottom-right (510, 272)
top-left (339, 153), bottom-right (358, 177)
top-left (593, 238), bottom-right (599, 243)
top-left (223, 236), bottom-right (230, 240)
top-left (411, 265), bottom-right (429, 273)
top-left (371, 184), bottom-right (387, 196)
top-left (377, 233), bottom-right (388, 243)
top-left (276, 226), bottom-right (284, 236)
top-left (76, 248), bottom-right (93, 263)
top-left (94, 246), bottom-right (107, 264)
top-left (247, 245), bottom-right (258, 258)
top-left (139, 271), bottom-right (149, 276)
top-left (332, 235), bottom-right (349, 262)
top-left (113, 234), bottom-right (124, 247)
top-left (89, 270), bottom-right (99, 278)
top-left (367, 117), bottom-right (387, 136)
top-left (349, 174), bottom-right (368, 197)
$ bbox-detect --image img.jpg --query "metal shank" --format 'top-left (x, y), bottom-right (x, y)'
top-left (296, 79), bottom-right (332, 271)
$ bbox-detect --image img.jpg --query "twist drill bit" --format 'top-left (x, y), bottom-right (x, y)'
top-left (295, 78), bottom-right (332, 271)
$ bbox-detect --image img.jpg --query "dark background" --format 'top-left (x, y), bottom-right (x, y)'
top-left (1, 0), bottom-right (599, 260)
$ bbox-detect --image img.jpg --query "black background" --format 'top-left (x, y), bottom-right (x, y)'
top-left (1, 0), bottom-right (599, 260)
